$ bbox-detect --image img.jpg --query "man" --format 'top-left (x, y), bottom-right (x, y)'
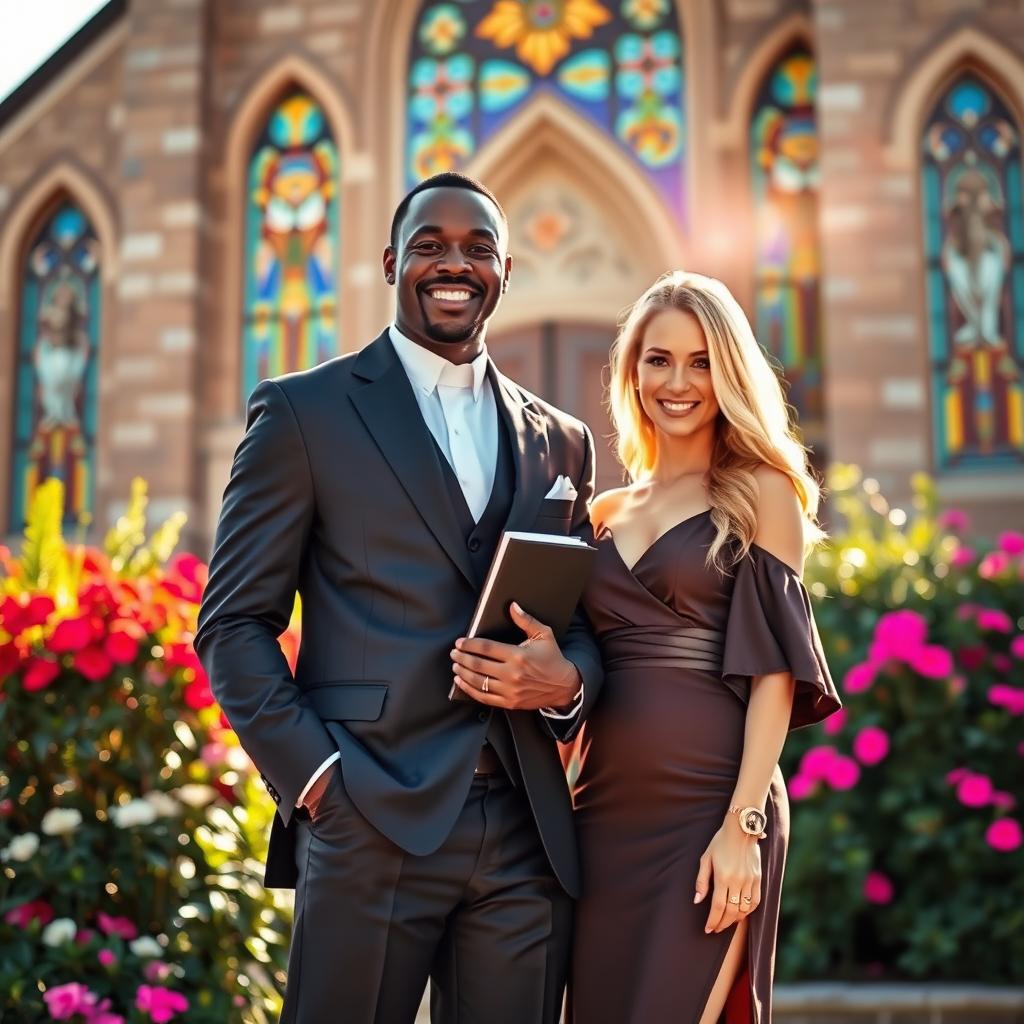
top-left (195, 172), bottom-right (603, 1024)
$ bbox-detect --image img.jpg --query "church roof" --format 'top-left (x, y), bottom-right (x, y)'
top-left (0, 0), bottom-right (127, 130)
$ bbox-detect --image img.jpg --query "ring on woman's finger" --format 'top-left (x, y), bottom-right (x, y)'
top-left (728, 895), bottom-right (740, 905)
top-left (742, 895), bottom-right (753, 903)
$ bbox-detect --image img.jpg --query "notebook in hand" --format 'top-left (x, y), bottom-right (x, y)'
top-left (449, 530), bottom-right (597, 701)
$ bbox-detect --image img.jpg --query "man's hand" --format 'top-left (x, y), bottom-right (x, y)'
top-left (302, 762), bottom-right (337, 821)
top-left (450, 602), bottom-right (580, 710)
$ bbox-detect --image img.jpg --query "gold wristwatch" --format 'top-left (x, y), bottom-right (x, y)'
top-left (729, 805), bottom-right (768, 839)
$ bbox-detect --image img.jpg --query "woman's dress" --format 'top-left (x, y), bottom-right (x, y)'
top-left (569, 510), bottom-right (840, 1023)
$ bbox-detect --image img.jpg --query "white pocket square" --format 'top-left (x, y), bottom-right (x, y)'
top-left (544, 475), bottom-right (577, 501)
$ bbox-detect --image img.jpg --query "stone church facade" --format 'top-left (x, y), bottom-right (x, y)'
top-left (1, 0), bottom-right (1022, 551)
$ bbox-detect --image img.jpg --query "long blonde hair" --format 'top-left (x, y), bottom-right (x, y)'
top-left (607, 270), bottom-right (824, 570)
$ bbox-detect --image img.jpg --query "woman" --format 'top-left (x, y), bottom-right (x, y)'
top-left (569, 271), bottom-right (841, 1023)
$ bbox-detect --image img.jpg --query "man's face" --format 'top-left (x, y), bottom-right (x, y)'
top-left (384, 187), bottom-right (511, 350)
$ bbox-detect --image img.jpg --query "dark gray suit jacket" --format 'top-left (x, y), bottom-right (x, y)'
top-left (194, 331), bottom-right (603, 895)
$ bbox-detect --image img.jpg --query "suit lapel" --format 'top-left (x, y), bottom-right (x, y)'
top-left (490, 364), bottom-right (552, 533)
top-left (350, 332), bottom-right (476, 587)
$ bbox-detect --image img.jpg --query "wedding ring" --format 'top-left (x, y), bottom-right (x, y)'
top-left (728, 895), bottom-right (740, 905)
top-left (482, 676), bottom-right (490, 693)
top-left (742, 896), bottom-right (752, 903)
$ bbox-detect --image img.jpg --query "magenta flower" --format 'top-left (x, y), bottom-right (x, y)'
top-left (956, 772), bottom-right (994, 807)
top-left (937, 508), bottom-right (970, 533)
top-left (951, 545), bottom-right (976, 568)
top-left (799, 745), bottom-right (837, 780)
top-left (976, 607), bottom-right (1013, 633)
top-left (97, 912), bottom-right (137, 940)
top-left (853, 726), bottom-right (890, 766)
top-left (957, 645), bottom-right (987, 671)
top-left (993, 791), bottom-right (1017, 810)
top-left (4, 899), bottom-right (53, 928)
top-left (989, 685), bottom-right (1024, 715)
top-left (842, 662), bottom-right (875, 693)
top-left (823, 707), bottom-right (847, 736)
top-left (979, 551), bottom-right (1010, 579)
top-left (788, 774), bottom-right (816, 800)
top-left (143, 961), bottom-right (174, 983)
top-left (946, 767), bottom-right (968, 784)
top-left (135, 985), bottom-right (189, 1023)
top-left (98, 948), bottom-right (117, 967)
top-left (1010, 634), bottom-right (1024, 659)
top-left (863, 870), bottom-right (894, 905)
top-left (986, 818), bottom-right (1022, 852)
top-left (43, 983), bottom-right (97, 1020)
top-left (825, 754), bottom-right (861, 790)
top-left (909, 644), bottom-right (953, 679)
top-left (873, 610), bottom-right (928, 660)
top-left (998, 530), bottom-right (1024, 555)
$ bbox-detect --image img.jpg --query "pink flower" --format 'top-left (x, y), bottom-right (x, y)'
top-left (946, 767), bottom-right (968, 784)
top-left (97, 912), bottom-right (137, 940)
top-left (843, 662), bottom-right (875, 693)
top-left (143, 961), bottom-right (174, 983)
top-left (200, 742), bottom-right (227, 767)
top-left (75, 928), bottom-right (96, 945)
top-left (89, 1006), bottom-right (125, 1024)
top-left (1010, 634), bottom-right (1024, 659)
top-left (98, 948), bottom-right (117, 967)
top-left (951, 545), bottom-right (976, 568)
top-left (909, 644), bottom-right (954, 679)
top-left (43, 983), bottom-right (95, 1020)
top-left (135, 985), bottom-right (189, 1023)
top-left (976, 608), bottom-right (1014, 633)
top-left (863, 870), bottom-right (894, 905)
top-left (799, 745), bottom-right (837, 781)
top-left (979, 551), bottom-right (1010, 579)
top-left (998, 531), bottom-right (1024, 555)
top-left (823, 708), bottom-right (847, 736)
top-left (938, 508), bottom-right (970, 533)
top-left (955, 602), bottom-right (980, 622)
top-left (872, 610), bottom-right (928, 660)
top-left (986, 818), bottom-right (1022, 852)
top-left (948, 675), bottom-right (967, 695)
top-left (989, 685), bottom-right (1024, 715)
top-left (853, 726), bottom-right (890, 766)
top-left (825, 754), bottom-right (860, 790)
top-left (956, 772), bottom-right (994, 808)
top-left (993, 791), bottom-right (1017, 810)
top-left (4, 899), bottom-right (53, 928)
top-left (788, 774), bottom-right (816, 800)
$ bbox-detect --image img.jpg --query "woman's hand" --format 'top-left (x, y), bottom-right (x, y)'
top-left (694, 819), bottom-right (762, 933)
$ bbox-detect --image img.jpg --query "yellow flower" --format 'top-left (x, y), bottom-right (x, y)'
top-left (477, 0), bottom-right (613, 76)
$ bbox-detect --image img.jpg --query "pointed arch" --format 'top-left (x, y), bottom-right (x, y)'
top-left (220, 53), bottom-right (354, 410)
top-left (0, 160), bottom-right (116, 531)
top-left (885, 24), bottom-right (1024, 169)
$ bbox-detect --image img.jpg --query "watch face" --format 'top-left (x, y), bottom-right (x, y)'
top-left (742, 808), bottom-right (767, 834)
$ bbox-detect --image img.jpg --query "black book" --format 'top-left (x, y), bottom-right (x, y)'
top-left (449, 530), bottom-right (597, 701)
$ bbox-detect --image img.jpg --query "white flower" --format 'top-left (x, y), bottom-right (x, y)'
top-left (173, 784), bottom-right (217, 808)
top-left (41, 808), bottom-right (83, 836)
top-left (1, 832), bottom-right (40, 862)
top-left (129, 936), bottom-right (163, 958)
top-left (143, 791), bottom-right (181, 818)
top-left (225, 746), bottom-right (251, 772)
top-left (111, 799), bottom-right (158, 828)
top-left (42, 917), bottom-right (77, 947)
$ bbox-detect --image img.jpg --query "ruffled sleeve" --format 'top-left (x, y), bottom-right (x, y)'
top-left (721, 544), bottom-right (841, 731)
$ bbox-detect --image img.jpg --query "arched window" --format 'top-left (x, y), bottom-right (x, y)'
top-left (921, 73), bottom-right (1024, 469)
top-left (406, 0), bottom-right (687, 226)
top-left (9, 202), bottom-right (100, 529)
top-left (241, 88), bottom-right (339, 405)
top-left (749, 43), bottom-right (822, 440)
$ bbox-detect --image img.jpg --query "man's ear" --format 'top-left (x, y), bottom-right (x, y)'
top-left (501, 252), bottom-right (513, 294)
top-left (383, 246), bottom-right (397, 285)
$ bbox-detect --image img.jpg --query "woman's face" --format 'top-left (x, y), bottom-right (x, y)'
top-left (635, 308), bottom-right (720, 445)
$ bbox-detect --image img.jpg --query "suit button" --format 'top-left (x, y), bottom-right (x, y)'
top-left (477, 710), bottom-right (488, 722)
top-left (468, 537), bottom-right (481, 552)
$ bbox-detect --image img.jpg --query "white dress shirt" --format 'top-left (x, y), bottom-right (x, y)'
top-left (295, 324), bottom-right (582, 806)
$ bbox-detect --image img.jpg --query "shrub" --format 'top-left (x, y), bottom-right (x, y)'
top-left (0, 480), bottom-right (290, 1023)
top-left (779, 467), bottom-right (1023, 982)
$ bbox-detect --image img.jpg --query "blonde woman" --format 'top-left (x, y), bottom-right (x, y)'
top-left (568, 272), bottom-right (841, 1023)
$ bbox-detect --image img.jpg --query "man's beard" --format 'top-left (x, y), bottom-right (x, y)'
top-left (424, 316), bottom-right (483, 344)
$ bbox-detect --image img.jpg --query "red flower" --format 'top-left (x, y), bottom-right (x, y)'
top-left (81, 547), bottom-right (111, 574)
top-left (0, 642), bottom-right (22, 677)
top-left (48, 615), bottom-right (94, 654)
top-left (164, 643), bottom-right (201, 673)
top-left (78, 581), bottom-right (116, 617)
top-left (23, 656), bottom-right (60, 692)
top-left (105, 630), bottom-right (140, 666)
top-left (4, 899), bottom-right (54, 927)
top-left (74, 646), bottom-right (114, 682)
top-left (97, 911), bottom-right (138, 940)
top-left (1, 594), bottom-right (54, 637)
top-left (183, 674), bottom-right (215, 709)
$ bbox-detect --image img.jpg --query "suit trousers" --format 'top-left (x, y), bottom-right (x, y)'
top-left (280, 766), bottom-right (573, 1024)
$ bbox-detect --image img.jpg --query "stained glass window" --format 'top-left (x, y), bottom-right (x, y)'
top-left (921, 73), bottom-right (1024, 469)
top-left (749, 44), bottom-right (822, 440)
top-left (407, 0), bottom-right (687, 226)
top-left (242, 89), bottom-right (339, 405)
top-left (9, 203), bottom-right (100, 529)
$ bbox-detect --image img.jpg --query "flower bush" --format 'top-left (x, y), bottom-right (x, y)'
top-left (0, 480), bottom-right (291, 1023)
top-left (779, 467), bottom-right (1023, 982)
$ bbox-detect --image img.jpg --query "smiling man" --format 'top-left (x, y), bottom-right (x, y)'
top-left (196, 172), bottom-right (603, 1024)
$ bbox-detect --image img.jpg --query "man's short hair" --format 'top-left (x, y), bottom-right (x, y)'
top-left (389, 172), bottom-right (507, 248)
